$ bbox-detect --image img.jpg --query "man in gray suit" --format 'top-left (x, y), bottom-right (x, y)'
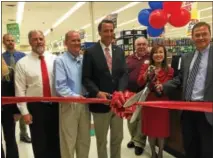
top-left (156, 22), bottom-right (212, 158)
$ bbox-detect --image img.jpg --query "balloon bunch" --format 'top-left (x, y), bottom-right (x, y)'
top-left (138, 2), bottom-right (191, 37)
top-left (110, 91), bottom-right (137, 119)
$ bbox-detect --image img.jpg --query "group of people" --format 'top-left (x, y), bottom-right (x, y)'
top-left (1, 19), bottom-right (212, 158)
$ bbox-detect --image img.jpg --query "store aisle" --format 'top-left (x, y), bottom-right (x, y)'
top-left (2, 120), bottom-right (174, 158)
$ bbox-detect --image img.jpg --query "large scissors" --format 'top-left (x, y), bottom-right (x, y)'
top-left (123, 65), bottom-right (157, 123)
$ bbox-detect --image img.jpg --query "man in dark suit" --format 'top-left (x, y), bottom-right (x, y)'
top-left (157, 22), bottom-right (212, 158)
top-left (82, 19), bottom-right (128, 158)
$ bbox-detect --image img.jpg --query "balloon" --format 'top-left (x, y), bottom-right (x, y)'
top-left (149, 2), bottom-right (163, 10)
top-left (169, 8), bottom-right (191, 27)
top-left (147, 26), bottom-right (164, 37)
top-left (163, 2), bottom-right (183, 14)
top-left (149, 9), bottom-right (168, 29)
top-left (138, 9), bottom-right (152, 26)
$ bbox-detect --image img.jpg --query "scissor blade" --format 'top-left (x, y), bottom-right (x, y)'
top-left (123, 90), bottom-right (143, 108)
top-left (130, 106), bottom-right (141, 123)
top-left (129, 87), bottom-right (150, 123)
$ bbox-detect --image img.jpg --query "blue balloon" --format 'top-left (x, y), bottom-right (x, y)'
top-left (147, 26), bottom-right (164, 37)
top-left (138, 9), bottom-right (152, 27)
top-left (149, 2), bottom-right (163, 10)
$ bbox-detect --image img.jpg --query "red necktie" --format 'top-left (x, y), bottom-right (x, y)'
top-left (104, 47), bottom-right (112, 71)
top-left (39, 56), bottom-right (51, 97)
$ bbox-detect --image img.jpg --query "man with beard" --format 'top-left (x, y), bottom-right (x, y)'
top-left (125, 37), bottom-right (149, 155)
top-left (2, 33), bottom-right (31, 158)
top-left (15, 30), bottom-right (60, 158)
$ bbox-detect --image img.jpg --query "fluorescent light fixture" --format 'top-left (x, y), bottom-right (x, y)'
top-left (199, 7), bottom-right (212, 12)
top-left (44, 2), bottom-right (86, 36)
top-left (200, 15), bottom-right (212, 20)
top-left (113, 2), bottom-right (140, 14)
top-left (117, 18), bottom-right (137, 27)
top-left (52, 2), bottom-right (86, 28)
top-left (81, 24), bottom-right (91, 29)
top-left (135, 26), bottom-right (146, 29)
top-left (44, 29), bottom-right (51, 36)
top-left (16, 2), bottom-right (25, 25)
top-left (80, 2), bottom-right (140, 29)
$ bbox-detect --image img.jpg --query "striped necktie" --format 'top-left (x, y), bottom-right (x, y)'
top-left (104, 47), bottom-right (112, 72)
top-left (185, 52), bottom-right (202, 101)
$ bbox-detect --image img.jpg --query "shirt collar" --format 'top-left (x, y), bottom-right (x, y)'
top-left (31, 51), bottom-right (48, 58)
top-left (200, 44), bottom-right (210, 53)
top-left (133, 53), bottom-right (149, 60)
top-left (195, 44), bottom-right (210, 56)
top-left (66, 52), bottom-right (83, 62)
top-left (5, 50), bottom-right (18, 57)
top-left (100, 41), bottom-right (112, 52)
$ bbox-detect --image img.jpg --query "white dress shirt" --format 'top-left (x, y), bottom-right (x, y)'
top-left (15, 51), bottom-right (56, 115)
top-left (100, 41), bottom-right (112, 57)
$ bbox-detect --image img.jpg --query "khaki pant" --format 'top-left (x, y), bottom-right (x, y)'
top-left (127, 111), bottom-right (147, 148)
top-left (59, 102), bottom-right (90, 158)
top-left (93, 111), bottom-right (123, 158)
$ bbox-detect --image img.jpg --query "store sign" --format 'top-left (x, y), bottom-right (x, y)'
top-left (105, 13), bottom-right (118, 28)
top-left (6, 23), bottom-right (20, 44)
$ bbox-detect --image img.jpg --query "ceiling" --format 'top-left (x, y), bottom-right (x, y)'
top-left (2, 1), bottom-right (212, 51)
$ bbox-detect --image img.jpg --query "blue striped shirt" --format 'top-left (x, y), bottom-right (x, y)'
top-left (54, 52), bottom-right (83, 97)
top-left (190, 44), bottom-right (210, 101)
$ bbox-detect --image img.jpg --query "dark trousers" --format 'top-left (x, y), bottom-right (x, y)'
top-left (181, 111), bottom-right (212, 158)
top-left (28, 102), bottom-right (60, 158)
top-left (1, 106), bottom-right (19, 158)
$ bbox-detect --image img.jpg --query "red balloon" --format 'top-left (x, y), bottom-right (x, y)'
top-left (163, 2), bottom-right (183, 14)
top-left (149, 9), bottom-right (168, 29)
top-left (169, 8), bottom-right (191, 27)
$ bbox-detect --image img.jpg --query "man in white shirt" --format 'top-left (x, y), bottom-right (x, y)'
top-left (15, 30), bottom-right (60, 158)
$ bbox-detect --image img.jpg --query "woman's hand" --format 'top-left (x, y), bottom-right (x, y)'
top-left (155, 83), bottom-right (163, 93)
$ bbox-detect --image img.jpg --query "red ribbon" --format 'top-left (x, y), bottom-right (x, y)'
top-left (1, 97), bottom-right (212, 113)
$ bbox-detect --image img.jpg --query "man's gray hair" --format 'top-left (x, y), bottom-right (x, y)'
top-left (135, 37), bottom-right (148, 46)
top-left (28, 30), bottom-right (44, 41)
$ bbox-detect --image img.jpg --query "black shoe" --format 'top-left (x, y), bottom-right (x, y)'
top-left (127, 141), bottom-right (135, 148)
top-left (20, 135), bottom-right (31, 143)
top-left (134, 146), bottom-right (144, 156)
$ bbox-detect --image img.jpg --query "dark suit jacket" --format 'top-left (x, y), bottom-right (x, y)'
top-left (2, 68), bottom-right (20, 114)
top-left (171, 55), bottom-right (182, 77)
top-left (164, 44), bottom-right (213, 125)
top-left (82, 42), bottom-right (128, 113)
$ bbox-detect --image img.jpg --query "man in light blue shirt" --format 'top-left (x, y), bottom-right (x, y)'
top-left (54, 30), bottom-right (90, 158)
